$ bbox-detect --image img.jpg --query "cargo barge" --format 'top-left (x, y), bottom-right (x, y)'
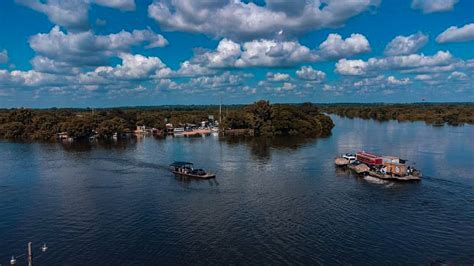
top-left (335, 151), bottom-right (421, 181)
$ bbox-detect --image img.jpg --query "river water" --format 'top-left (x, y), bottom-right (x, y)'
top-left (0, 115), bottom-right (473, 265)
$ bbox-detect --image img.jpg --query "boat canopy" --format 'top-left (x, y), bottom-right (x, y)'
top-left (170, 161), bottom-right (194, 167)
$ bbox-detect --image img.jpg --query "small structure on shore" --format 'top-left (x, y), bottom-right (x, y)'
top-left (335, 151), bottom-right (421, 181)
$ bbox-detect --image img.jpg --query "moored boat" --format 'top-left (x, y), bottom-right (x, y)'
top-left (169, 161), bottom-right (216, 179)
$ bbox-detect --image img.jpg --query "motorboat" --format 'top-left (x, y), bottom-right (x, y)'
top-left (169, 161), bottom-right (216, 179)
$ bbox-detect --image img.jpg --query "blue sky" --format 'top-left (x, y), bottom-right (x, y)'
top-left (0, 0), bottom-right (473, 108)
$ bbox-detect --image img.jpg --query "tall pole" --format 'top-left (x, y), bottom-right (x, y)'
top-left (219, 96), bottom-right (222, 125)
top-left (28, 242), bottom-right (33, 266)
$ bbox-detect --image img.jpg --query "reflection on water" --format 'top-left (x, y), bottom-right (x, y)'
top-left (222, 135), bottom-right (320, 160)
top-left (0, 115), bottom-right (473, 265)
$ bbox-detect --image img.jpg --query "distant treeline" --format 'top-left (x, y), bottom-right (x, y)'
top-left (0, 101), bottom-right (333, 141)
top-left (319, 103), bottom-right (474, 125)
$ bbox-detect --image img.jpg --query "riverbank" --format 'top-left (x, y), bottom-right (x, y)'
top-left (0, 101), bottom-right (333, 141)
top-left (319, 103), bottom-right (474, 126)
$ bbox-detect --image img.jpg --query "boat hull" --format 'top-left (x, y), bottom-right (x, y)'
top-left (368, 171), bottom-right (420, 181)
top-left (171, 171), bottom-right (216, 179)
top-left (335, 157), bottom-right (349, 166)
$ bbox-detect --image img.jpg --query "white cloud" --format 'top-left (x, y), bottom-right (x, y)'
top-left (414, 74), bottom-right (436, 81)
top-left (0, 69), bottom-right (62, 87)
top-left (411, 0), bottom-right (458, 13)
top-left (448, 71), bottom-right (467, 80)
top-left (436, 23), bottom-right (474, 43)
top-left (93, 0), bottom-right (135, 11)
top-left (266, 72), bottom-right (290, 82)
top-left (235, 39), bottom-right (315, 67)
top-left (296, 66), bottom-right (326, 82)
top-left (184, 33), bottom-right (370, 70)
top-left (93, 53), bottom-right (170, 80)
top-left (317, 33), bottom-right (371, 59)
top-left (30, 56), bottom-right (81, 75)
top-left (171, 72), bottom-right (251, 94)
top-left (275, 82), bottom-right (296, 93)
top-left (353, 75), bottom-right (410, 90)
top-left (336, 51), bottom-right (454, 75)
top-left (175, 61), bottom-right (217, 77)
top-left (323, 84), bottom-right (334, 92)
top-left (16, 0), bottom-right (136, 31)
top-left (148, 0), bottom-right (380, 41)
top-left (354, 75), bottom-right (385, 87)
top-left (29, 26), bottom-right (168, 70)
top-left (0, 49), bottom-right (8, 64)
top-left (384, 32), bottom-right (428, 56)
top-left (336, 59), bottom-right (368, 75)
top-left (242, 86), bottom-right (256, 94)
top-left (387, 76), bottom-right (411, 85)
top-left (196, 39), bottom-right (241, 68)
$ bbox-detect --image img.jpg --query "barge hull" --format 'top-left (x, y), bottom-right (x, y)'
top-left (368, 171), bottom-right (420, 181)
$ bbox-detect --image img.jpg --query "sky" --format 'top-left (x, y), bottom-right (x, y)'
top-left (0, 0), bottom-right (473, 108)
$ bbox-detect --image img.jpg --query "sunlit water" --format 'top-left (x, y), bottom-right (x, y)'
top-left (0, 115), bottom-right (473, 265)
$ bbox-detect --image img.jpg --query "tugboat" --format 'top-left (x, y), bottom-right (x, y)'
top-left (169, 161), bottom-right (216, 179)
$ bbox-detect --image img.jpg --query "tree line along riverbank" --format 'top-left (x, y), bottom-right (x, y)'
top-left (319, 103), bottom-right (474, 126)
top-left (0, 101), bottom-right (334, 141)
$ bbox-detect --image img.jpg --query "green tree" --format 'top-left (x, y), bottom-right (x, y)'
top-left (97, 117), bottom-right (127, 139)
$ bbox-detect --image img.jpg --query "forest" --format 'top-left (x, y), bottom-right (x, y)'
top-left (319, 103), bottom-right (474, 126)
top-left (0, 101), bottom-right (334, 141)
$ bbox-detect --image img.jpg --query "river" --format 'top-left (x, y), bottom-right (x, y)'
top-left (0, 115), bottom-right (473, 265)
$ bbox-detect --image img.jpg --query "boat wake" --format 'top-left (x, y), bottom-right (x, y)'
top-left (363, 175), bottom-right (388, 185)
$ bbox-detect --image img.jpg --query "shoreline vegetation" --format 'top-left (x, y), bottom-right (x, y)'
top-left (0, 101), bottom-right (334, 141)
top-left (319, 103), bottom-right (474, 126)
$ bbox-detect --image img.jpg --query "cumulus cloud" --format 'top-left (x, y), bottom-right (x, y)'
top-left (175, 61), bottom-right (217, 77)
top-left (411, 0), bottom-right (458, 13)
top-left (93, 0), bottom-right (135, 11)
top-left (193, 39), bottom-right (241, 68)
top-left (161, 72), bottom-right (252, 94)
top-left (384, 32), bottom-right (428, 56)
top-left (353, 75), bottom-right (410, 89)
top-left (0, 69), bottom-right (63, 88)
top-left (1, 52), bottom-right (172, 92)
top-left (448, 71), bottom-right (467, 80)
top-left (235, 39), bottom-right (314, 67)
top-left (16, 0), bottom-right (135, 32)
top-left (148, 0), bottom-right (380, 41)
top-left (296, 66), bottom-right (326, 82)
top-left (387, 76), bottom-right (411, 85)
top-left (30, 56), bottom-right (81, 75)
top-left (29, 26), bottom-right (168, 71)
top-left (0, 49), bottom-right (8, 64)
top-left (183, 33), bottom-right (370, 70)
top-left (336, 51), bottom-right (454, 75)
top-left (266, 72), bottom-right (291, 82)
top-left (414, 74), bottom-right (436, 81)
top-left (336, 59), bottom-right (368, 75)
top-left (436, 23), bottom-right (474, 43)
top-left (275, 82), bottom-right (296, 93)
top-left (317, 33), bottom-right (371, 59)
top-left (93, 53), bottom-right (171, 80)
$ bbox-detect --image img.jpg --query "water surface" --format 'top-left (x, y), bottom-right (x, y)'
top-left (1, 116), bottom-right (473, 265)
